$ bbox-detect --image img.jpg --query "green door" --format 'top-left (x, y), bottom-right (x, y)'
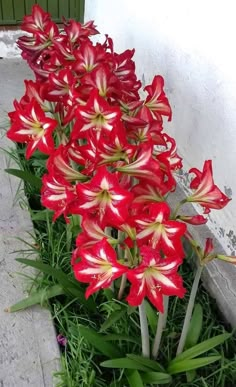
top-left (0, 0), bottom-right (84, 25)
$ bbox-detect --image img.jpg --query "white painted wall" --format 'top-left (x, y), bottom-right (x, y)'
top-left (85, 0), bottom-right (236, 254)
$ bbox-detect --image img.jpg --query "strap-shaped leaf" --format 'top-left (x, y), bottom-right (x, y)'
top-left (141, 371), bottom-right (172, 384)
top-left (170, 333), bottom-right (231, 363)
top-left (185, 303), bottom-right (203, 349)
top-left (127, 354), bottom-right (165, 372)
top-left (168, 355), bottom-right (221, 374)
top-left (103, 334), bottom-right (140, 345)
top-left (6, 284), bottom-right (65, 312)
top-left (125, 370), bottom-right (144, 387)
top-left (100, 307), bottom-right (127, 332)
top-left (101, 358), bottom-right (151, 372)
top-left (5, 168), bottom-right (42, 189)
top-left (16, 258), bottom-right (95, 311)
top-left (79, 326), bottom-right (122, 359)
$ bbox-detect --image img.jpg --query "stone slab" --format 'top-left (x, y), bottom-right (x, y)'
top-left (168, 186), bottom-right (236, 327)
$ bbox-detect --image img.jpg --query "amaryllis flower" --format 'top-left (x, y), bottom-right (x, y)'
top-left (47, 69), bottom-right (77, 101)
top-left (74, 215), bottom-right (118, 250)
top-left (7, 100), bottom-right (57, 159)
top-left (73, 41), bottom-right (105, 73)
top-left (144, 75), bottom-right (172, 121)
top-left (116, 142), bottom-right (160, 182)
top-left (125, 104), bottom-right (164, 145)
top-left (193, 238), bottom-right (236, 266)
top-left (131, 176), bottom-right (173, 210)
top-left (20, 80), bottom-right (49, 111)
top-left (47, 145), bottom-right (88, 182)
top-left (96, 123), bottom-right (136, 166)
top-left (64, 19), bottom-right (99, 44)
top-left (155, 134), bottom-right (183, 171)
top-left (41, 174), bottom-right (76, 222)
top-left (21, 4), bottom-right (51, 34)
top-left (187, 160), bottom-right (231, 213)
top-left (74, 166), bottom-right (133, 225)
top-left (80, 65), bottom-right (120, 99)
top-left (177, 214), bottom-right (208, 225)
top-left (132, 202), bottom-right (186, 256)
top-left (73, 238), bottom-right (128, 298)
top-left (73, 90), bottom-right (121, 141)
top-left (113, 49), bottom-right (141, 101)
top-left (126, 246), bottom-right (185, 312)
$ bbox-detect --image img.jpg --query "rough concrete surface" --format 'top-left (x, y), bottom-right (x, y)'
top-left (0, 59), bottom-right (60, 386)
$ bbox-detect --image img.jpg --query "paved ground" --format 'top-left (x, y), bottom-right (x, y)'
top-left (0, 59), bottom-right (60, 386)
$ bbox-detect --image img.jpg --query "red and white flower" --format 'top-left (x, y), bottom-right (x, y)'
top-left (74, 166), bottom-right (133, 225)
top-left (7, 99), bottom-right (57, 159)
top-left (73, 238), bottom-right (128, 298)
top-left (73, 90), bottom-right (121, 141)
top-left (144, 75), bottom-right (172, 121)
top-left (132, 202), bottom-right (186, 256)
top-left (187, 160), bottom-right (231, 213)
top-left (127, 246), bottom-right (185, 312)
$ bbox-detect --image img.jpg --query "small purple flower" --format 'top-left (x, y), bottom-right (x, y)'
top-left (57, 333), bottom-right (67, 346)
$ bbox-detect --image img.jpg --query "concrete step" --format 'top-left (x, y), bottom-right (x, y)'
top-left (0, 59), bottom-right (60, 387)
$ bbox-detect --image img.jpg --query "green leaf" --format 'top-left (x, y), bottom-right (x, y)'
top-left (104, 334), bottom-right (140, 345)
top-left (171, 333), bottom-right (231, 363)
top-left (100, 307), bottom-right (127, 332)
top-left (79, 326), bottom-right (122, 358)
top-left (125, 370), bottom-right (144, 387)
top-left (167, 355), bottom-right (221, 374)
top-left (101, 358), bottom-right (152, 372)
top-left (16, 258), bottom-right (95, 311)
top-left (31, 209), bottom-right (53, 222)
top-left (127, 354), bottom-right (164, 372)
top-left (16, 257), bottom-right (77, 287)
top-left (185, 303), bottom-right (203, 349)
top-left (7, 284), bottom-right (65, 312)
top-left (141, 371), bottom-right (172, 384)
top-left (5, 168), bottom-right (42, 190)
top-left (103, 288), bottom-right (114, 301)
top-left (186, 370), bottom-right (197, 382)
top-left (144, 300), bottom-right (158, 335)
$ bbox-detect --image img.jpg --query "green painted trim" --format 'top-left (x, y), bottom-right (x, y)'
top-left (0, 0), bottom-right (84, 25)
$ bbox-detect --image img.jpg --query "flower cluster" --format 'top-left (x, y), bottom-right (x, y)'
top-left (7, 5), bottom-right (232, 313)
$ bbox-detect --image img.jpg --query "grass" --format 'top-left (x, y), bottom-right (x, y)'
top-left (4, 146), bottom-right (236, 386)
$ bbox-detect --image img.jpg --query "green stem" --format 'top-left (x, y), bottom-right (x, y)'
top-left (162, 296), bottom-right (169, 329)
top-left (117, 230), bottom-right (124, 258)
top-left (139, 301), bottom-right (150, 358)
top-left (152, 296), bottom-right (169, 359)
top-left (118, 274), bottom-right (127, 300)
top-left (176, 265), bottom-right (203, 355)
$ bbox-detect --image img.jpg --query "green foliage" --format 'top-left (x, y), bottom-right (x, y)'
top-left (7, 284), bottom-right (65, 312)
top-left (170, 333), bottom-right (231, 363)
top-left (185, 303), bottom-right (203, 349)
top-left (79, 326), bottom-right (123, 358)
top-left (168, 356), bottom-right (222, 375)
top-left (6, 143), bottom-right (236, 386)
top-left (5, 168), bottom-right (42, 189)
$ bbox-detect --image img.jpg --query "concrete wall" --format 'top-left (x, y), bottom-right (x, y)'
top-left (85, 0), bottom-right (236, 255)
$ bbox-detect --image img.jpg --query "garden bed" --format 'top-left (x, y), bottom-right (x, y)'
top-left (5, 137), bottom-right (236, 387)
